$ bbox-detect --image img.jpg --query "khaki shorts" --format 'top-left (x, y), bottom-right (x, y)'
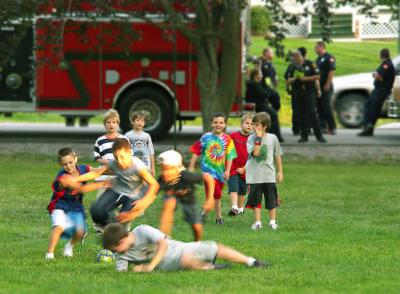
top-left (158, 240), bottom-right (218, 271)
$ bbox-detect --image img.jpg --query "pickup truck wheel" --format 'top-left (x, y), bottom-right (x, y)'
top-left (336, 94), bottom-right (367, 128)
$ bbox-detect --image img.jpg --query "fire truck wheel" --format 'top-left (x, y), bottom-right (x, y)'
top-left (119, 87), bottom-right (174, 138)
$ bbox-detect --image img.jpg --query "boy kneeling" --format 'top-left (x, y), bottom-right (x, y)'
top-left (103, 223), bottom-right (269, 272)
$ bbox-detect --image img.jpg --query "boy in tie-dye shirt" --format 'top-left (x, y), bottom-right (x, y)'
top-left (189, 112), bottom-right (237, 225)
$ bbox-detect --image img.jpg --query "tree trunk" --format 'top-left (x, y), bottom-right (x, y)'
top-left (194, 3), bottom-right (242, 131)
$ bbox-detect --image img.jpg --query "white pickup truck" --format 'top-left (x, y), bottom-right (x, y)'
top-left (332, 56), bottom-right (400, 128)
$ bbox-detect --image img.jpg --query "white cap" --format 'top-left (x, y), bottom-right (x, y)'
top-left (157, 150), bottom-right (183, 166)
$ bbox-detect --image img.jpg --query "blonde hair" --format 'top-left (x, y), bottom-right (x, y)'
top-left (240, 113), bottom-right (253, 124)
top-left (103, 109), bottom-right (120, 125)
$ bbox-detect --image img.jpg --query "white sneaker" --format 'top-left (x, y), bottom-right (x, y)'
top-left (251, 223), bottom-right (262, 230)
top-left (269, 223), bottom-right (279, 230)
top-left (45, 252), bottom-right (54, 259)
top-left (63, 241), bottom-right (74, 257)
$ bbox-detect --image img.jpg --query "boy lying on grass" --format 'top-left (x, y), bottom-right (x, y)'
top-left (103, 223), bottom-right (269, 272)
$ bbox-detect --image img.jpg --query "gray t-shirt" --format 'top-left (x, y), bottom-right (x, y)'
top-left (246, 133), bottom-right (283, 184)
top-left (125, 130), bottom-right (154, 169)
top-left (109, 157), bottom-right (148, 199)
top-left (115, 225), bottom-right (181, 272)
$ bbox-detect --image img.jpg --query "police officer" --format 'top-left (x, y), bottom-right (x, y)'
top-left (358, 48), bottom-right (395, 136)
top-left (315, 41), bottom-right (337, 134)
top-left (259, 48), bottom-right (281, 112)
top-left (286, 51), bottom-right (326, 143)
top-left (284, 47), bottom-right (308, 135)
top-left (245, 68), bottom-right (284, 142)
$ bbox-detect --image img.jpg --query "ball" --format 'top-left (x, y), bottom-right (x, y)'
top-left (96, 249), bottom-right (115, 263)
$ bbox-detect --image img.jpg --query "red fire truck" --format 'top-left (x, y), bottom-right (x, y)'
top-left (0, 4), bottom-right (248, 137)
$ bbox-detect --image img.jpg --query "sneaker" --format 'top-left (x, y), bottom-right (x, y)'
top-left (249, 260), bottom-right (270, 268)
top-left (269, 223), bottom-right (279, 230)
top-left (45, 252), bottom-right (54, 260)
top-left (298, 137), bottom-right (308, 143)
top-left (215, 218), bottom-right (224, 225)
top-left (251, 223), bottom-right (262, 230)
top-left (237, 209), bottom-right (245, 215)
top-left (93, 223), bottom-right (104, 235)
top-left (317, 137), bottom-right (327, 143)
top-left (63, 241), bottom-right (74, 257)
top-left (228, 208), bottom-right (238, 216)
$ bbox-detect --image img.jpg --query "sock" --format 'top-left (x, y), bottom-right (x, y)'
top-left (255, 221), bottom-right (261, 226)
top-left (232, 205), bottom-right (238, 210)
top-left (238, 207), bottom-right (244, 213)
top-left (247, 257), bottom-right (256, 266)
top-left (269, 219), bottom-right (276, 225)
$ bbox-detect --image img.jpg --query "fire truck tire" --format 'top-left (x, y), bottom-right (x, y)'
top-left (119, 87), bottom-right (174, 138)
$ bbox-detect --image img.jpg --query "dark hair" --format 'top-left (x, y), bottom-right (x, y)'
top-left (57, 147), bottom-right (76, 162)
top-left (316, 41), bottom-right (326, 49)
top-left (252, 112), bottom-right (271, 130)
top-left (298, 47), bottom-right (307, 58)
top-left (103, 223), bottom-right (129, 251)
top-left (249, 68), bottom-right (261, 80)
top-left (112, 138), bottom-right (131, 153)
top-left (380, 48), bottom-right (390, 59)
top-left (130, 111), bottom-right (147, 122)
top-left (211, 112), bottom-right (227, 123)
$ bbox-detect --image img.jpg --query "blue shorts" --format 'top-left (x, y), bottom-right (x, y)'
top-left (228, 174), bottom-right (247, 195)
top-left (51, 209), bottom-right (87, 239)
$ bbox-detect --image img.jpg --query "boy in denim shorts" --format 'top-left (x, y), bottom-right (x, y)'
top-left (228, 113), bottom-right (253, 216)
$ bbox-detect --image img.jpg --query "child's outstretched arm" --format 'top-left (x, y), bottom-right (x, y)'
top-left (117, 169), bottom-right (159, 223)
top-left (133, 238), bottom-right (168, 273)
top-left (275, 155), bottom-right (284, 183)
top-left (188, 153), bottom-right (198, 172)
top-left (202, 173), bottom-right (215, 213)
top-left (76, 165), bottom-right (108, 182)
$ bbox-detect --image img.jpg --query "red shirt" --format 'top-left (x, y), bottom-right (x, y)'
top-left (230, 131), bottom-right (249, 178)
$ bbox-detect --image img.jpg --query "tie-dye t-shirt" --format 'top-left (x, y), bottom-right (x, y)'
top-left (190, 132), bottom-right (237, 182)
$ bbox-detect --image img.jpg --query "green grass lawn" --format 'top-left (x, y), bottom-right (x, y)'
top-left (0, 154), bottom-right (399, 293)
top-left (0, 38), bottom-right (397, 127)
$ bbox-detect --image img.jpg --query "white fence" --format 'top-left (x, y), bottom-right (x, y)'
top-left (358, 20), bottom-right (399, 39)
top-left (283, 18), bottom-right (399, 40)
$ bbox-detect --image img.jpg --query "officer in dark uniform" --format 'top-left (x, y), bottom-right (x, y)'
top-left (358, 48), bottom-right (395, 136)
top-left (286, 51), bottom-right (326, 143)
top-left (315, 41), bottom-right (337, 134)
top-left (284, 47), bottom-right (308, 135)
top-left (245, 68), bottom-right (284, 142)
top-left (259, 48), bottom-right (281, 112)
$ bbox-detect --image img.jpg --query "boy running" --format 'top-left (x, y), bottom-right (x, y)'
top-left (157, 150), bottom-right (214, 241)
top-left (189, 112), bottom-right (237, 225)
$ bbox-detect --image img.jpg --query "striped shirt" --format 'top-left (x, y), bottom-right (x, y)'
top-left (93, 134), bottom-right (129, 162)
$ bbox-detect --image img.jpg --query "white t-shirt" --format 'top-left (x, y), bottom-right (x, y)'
top-left (125, 130), bottom-right (154, 169)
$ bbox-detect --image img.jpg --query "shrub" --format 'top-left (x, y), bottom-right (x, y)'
top-left (251, 6), bottom-right (271, 35)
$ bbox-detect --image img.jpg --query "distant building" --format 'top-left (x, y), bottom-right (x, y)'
top-left (250, 0), bottom-right (398, 39)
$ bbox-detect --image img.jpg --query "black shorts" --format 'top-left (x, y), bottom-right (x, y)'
top-left (164, 195), bottom-right (202, 225)
top-left (228, 174), bottom-right (247, 195)
top-left (245, 183), bottom-right (278, 210)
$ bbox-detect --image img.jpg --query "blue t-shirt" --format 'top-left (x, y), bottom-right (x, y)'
top-left (47, 165), bottom-right (90, 214)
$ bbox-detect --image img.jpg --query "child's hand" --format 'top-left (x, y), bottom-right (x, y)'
top-left (254, 127), bottom-right (263, 138)
top-left (202, 199), bottom-right (214, 213)
top-left (59, 175), bottom-right (79, 189)
top-left (223, 170), bottom-right (230, 180)
top-left (236, 168), bottom-right (245, 175)
top-left (116, 210), bottom-right (140, 223)
top-left (276, 171), bottom-right (284, 183)
top-left (133, 264), bottom-right (154, 273)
